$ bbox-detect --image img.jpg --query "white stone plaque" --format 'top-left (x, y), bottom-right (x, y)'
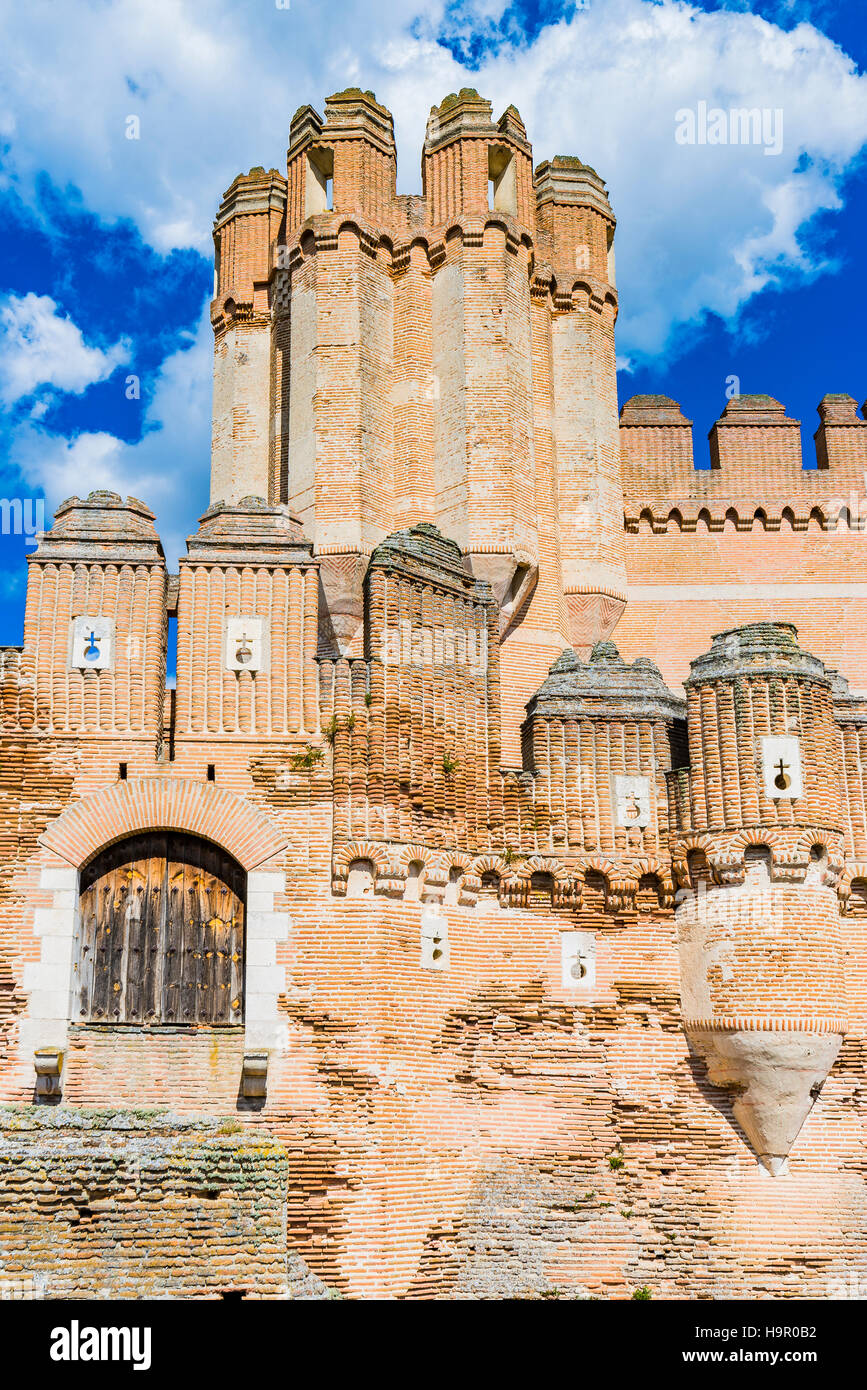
top-left (224, 616), bottom-right (269, 673)
top-left (69, 616), bottom-right (114, 671)
top-left (561, 931), bottom-right (596, 989)
top-left (421, 910), bottom-right (449, 971)
top-left (613, 774), bottom-right (651, 828)
top-left (760, 735), bottom-right (803, 800)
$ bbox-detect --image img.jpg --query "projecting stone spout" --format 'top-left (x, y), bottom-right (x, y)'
top-left (688, 1027), bottom-right (842, 1175)
top-left (317, 553), bottom-right (369, 656)
top-left (464, 550), bottom-right (538, 636)
top-left (676, 865), bottom-right (847, 1172)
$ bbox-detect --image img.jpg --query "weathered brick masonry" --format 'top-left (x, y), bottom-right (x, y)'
top-left (0, 87), bottom-right (866, 1299)
top-left (0, 1108), bottom-right (304, 1299)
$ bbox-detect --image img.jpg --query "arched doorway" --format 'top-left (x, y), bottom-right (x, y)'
top-left (74, 832), bottom-right (246, 1027)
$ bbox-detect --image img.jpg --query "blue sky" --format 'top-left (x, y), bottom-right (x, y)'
top-left (1, 0), bottom-right (865, 645)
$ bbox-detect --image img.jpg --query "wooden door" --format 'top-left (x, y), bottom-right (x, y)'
top-left (75, 833), bottom-right (245, 1026)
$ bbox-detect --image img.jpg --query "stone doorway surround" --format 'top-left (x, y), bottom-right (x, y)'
top-left (19, 778), bottom-right (291, 1084)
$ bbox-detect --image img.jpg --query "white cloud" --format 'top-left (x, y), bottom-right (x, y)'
top-left (467, 0), bottom-right (867, 358)
top-left (0, 569), bottom-right (25, 599)
top-left (0, 0), bottom-right (863, 364)
top-left (8, 305), bottom-right (212, 567)
top-left (0, 293), bottom-right (130, 405)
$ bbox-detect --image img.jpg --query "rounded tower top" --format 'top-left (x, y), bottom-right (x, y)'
top-left (680, 620), bottom-right (841, 841)
top-left (526, 641), bottom-right (684, 723)
top-left (534, 156), bottom-right (615, 224)
top-left (686, 621), bottom-right (829, 688)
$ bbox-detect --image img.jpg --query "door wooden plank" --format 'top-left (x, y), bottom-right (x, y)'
top-left (163, 841), bottom-right (184, 1024)
top-left (122, 859), bottom-right (147, 1024)
top-left (201, 841), bottom-right (221, 1024)
top-left (73, 832), bottom-right (247, 1028)
top-left (193, 847), bottom-right (212, 1025)
top-left (136, 852), bottom-right (161, 1023)
top-left (151, 838), bottom-right (168, 1024)
top-left (229, 893), bottom-right (245, 1025)
top-left (212, 878), bottom-right (232, 1025)
top-left (92, 862), bottom-right (120, 1021)
top-left (180, 855), bottom-right (198, 1024)
top-left (75, 883), bottom-right (97, 1021)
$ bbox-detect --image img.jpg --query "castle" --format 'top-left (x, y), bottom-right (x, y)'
top-left (1, 87), bottom-right (866, 1300)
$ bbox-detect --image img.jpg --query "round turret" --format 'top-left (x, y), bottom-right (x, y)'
top-left (674, 622), bottom-right (847, 1174)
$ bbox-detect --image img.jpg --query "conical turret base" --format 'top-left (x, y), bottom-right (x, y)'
top-left (564, 589), bottom-right (626, 653)
top-left (465, 551), bottom-right (538, 637)
top-left (317, 553), bottom-right (368, 656)
top-left (688, 1028), bottom-right (843, 1174)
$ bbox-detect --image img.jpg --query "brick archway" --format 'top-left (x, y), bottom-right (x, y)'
top-left (39, 778), bottom-right (287, 872)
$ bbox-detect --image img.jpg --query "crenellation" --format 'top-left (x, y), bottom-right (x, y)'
top-left (618, 387), bottom-right (867, 695)
top-left (814, 391), bottom-right (867, 480)
top-left (212, 166), bottom-right (287, 305)
top-left (622, 390), bottom-right (867, 496)
top-left (706, 393), bottom-right (804, 486)
top-left (312, 89), bottom-right (398, 227)
top-left (424, 90), bottom-right (503, 225)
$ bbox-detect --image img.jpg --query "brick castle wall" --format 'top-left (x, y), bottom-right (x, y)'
top-left (0, 90), bottom-right (866, 1302)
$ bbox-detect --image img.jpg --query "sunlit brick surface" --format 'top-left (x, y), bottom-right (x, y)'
top-left (0, 91), bottom-right (866, 1300)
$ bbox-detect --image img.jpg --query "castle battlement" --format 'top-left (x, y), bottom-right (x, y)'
top-left (621, 392), bottom-right (867, 507)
